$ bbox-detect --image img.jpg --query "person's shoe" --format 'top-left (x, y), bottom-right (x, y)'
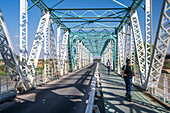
top-left (126, 94), bottom-right (128, 101)
top-left (128, 95), bottom-right (132, 102)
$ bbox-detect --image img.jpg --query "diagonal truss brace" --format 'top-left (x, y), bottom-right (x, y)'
top-left (49, 20), bottom-right (58, 78)
top-left (130, 10), bottom-right (146, 87)
top-left (145, 0), bottom-right (152, 86)
top-left (60, 30), bottom-right (69, 74)
top-left (118, 32), bottom-right (124, 72)
top-left (0, 9), bottom-right (28, 90)
top-left (146, 0), bottom-right (170, 89)
top-left (57, 23), bottom-right (62, 74)
top-left (27, 13), bottom-right (49, 83)
top-left (20, 0), bottom-right (28, 78)
top-left (44, 19), bottom-right (50, 83)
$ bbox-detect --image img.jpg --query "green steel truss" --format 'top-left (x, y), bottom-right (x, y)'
top-left (30, 0), bottom-right (144, 58)
top-left (27, 0), bottom-right (144, 72)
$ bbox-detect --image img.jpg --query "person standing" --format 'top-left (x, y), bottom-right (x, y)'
top-left (122, 59), bottom-right (135, 102)
top-left (106, 59), bottom-right (111, 75)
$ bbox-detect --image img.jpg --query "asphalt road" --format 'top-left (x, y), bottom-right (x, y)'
top-left (0, 63), bottom-right (96, 113)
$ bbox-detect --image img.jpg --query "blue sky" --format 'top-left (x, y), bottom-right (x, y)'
top-left (0, 0), bottom-right (169, 58)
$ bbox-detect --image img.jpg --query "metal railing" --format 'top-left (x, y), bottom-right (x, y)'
top-left (133, 73), bottom-right (170, 104)
top-left (0, 75), bottom-right (16, 102)
top-left (155, 73), bottom-right (169, 103)
top-left (0, 69), bottom-right (57, 102)
top-left (85, 62), bottom-right (100, 113)
top-left (34, 69), bottom-right (57, 86)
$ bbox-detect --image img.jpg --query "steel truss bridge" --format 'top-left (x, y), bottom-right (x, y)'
top-left (0, 0), bottom-right (169, 106)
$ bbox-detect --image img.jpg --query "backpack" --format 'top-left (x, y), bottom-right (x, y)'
top-left (107, 61), bottom-right (110, 67)
top-left (123, 65), bottom-right (133, 77)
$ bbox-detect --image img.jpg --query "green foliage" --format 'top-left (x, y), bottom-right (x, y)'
top-left (39, 59), bottom-right (43, 61)
top-left (0, 71), bottom-right (7, 75)
top-left (163, 59), bottom-right (170, 69)
top-left (36, 67), bottom-right (43, 71)
top-left (0, 64), bottom-right (7, 72)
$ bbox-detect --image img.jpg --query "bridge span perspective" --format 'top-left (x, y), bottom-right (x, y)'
top-left (0, 0), bottom-right (169, 113)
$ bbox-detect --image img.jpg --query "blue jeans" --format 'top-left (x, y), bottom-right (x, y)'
top-left (107, 66), bottom-right (110, 74)
top-left (124, 76), bottom-right (132, 96)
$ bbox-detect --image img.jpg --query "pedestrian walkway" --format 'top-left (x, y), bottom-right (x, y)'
top-left (99, 63), bottom-right (169, 113)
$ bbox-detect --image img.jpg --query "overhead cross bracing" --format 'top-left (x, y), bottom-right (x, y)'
top-left (52, 7), bottom-right (127, 56)
top-left (30, 0), bottom-right (131, 56)
top-left (70, 29), bottom-right (115, 56)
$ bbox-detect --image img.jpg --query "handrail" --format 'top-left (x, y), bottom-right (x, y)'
top-left (85, 62), bottom-right (99, 113)
top-left (85, 77), bottom-right (97, 113)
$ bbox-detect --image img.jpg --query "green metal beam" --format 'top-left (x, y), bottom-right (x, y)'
top-left (65, 27), bottom-right (117, 29)
top-left (28, 0), bottom-right (41, 11)
top-left (51, 16), bottom-right (124, 19)
top-left (72, 36), bottom-right (116, 40)
top-left (53, 9), bottom-right (127, 22)
top-left (71, 29), bottom-right (114, 34)
top-left (117, 0), bottom-right (144, 31)
top-left (52, 10), bottom-right (89, 22)
top-left (51, 8), bottom-right (128, 10)
top-left (112, 0), bottom-right (128, 8)
top-left (132, 0), bottom-right (145, 9)
top-left (61, 20), bottom-right (122, 23)
top-left (71, 35), bottom-right (114, 37)
top-left (92, 9), bottom-right (127, 22)
top-left (51, 0), bottom-right (64, 8)
top-left (71, 32), bottom-right (114, 35)
top-left (81, 41), bottom-right (94, 54)
top-left (100, 39), bottom-right (110, 56)
top-left (82, 39), bottom-right (107, 55)
top-left (30, 0), bottom-right (67, 28)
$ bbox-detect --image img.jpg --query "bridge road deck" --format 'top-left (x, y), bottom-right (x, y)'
top-left (99, 63), bottom-right (169, 113)
top-left (0, 63), bottom-right (96, 113)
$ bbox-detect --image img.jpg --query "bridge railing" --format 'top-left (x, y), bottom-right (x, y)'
top-left (34, 69), bottom-right (57, 86)
top-left (0, 75), bottom-right (16, 102)
top-left (155, 73), bottom-right (169, 103)
top-left (133, 72), bottom-right (170, 104)
top-left (85, 62), bottom-right (100, 113)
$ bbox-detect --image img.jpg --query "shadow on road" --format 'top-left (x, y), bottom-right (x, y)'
top-left (0, 63), bottom-right (96, 113)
